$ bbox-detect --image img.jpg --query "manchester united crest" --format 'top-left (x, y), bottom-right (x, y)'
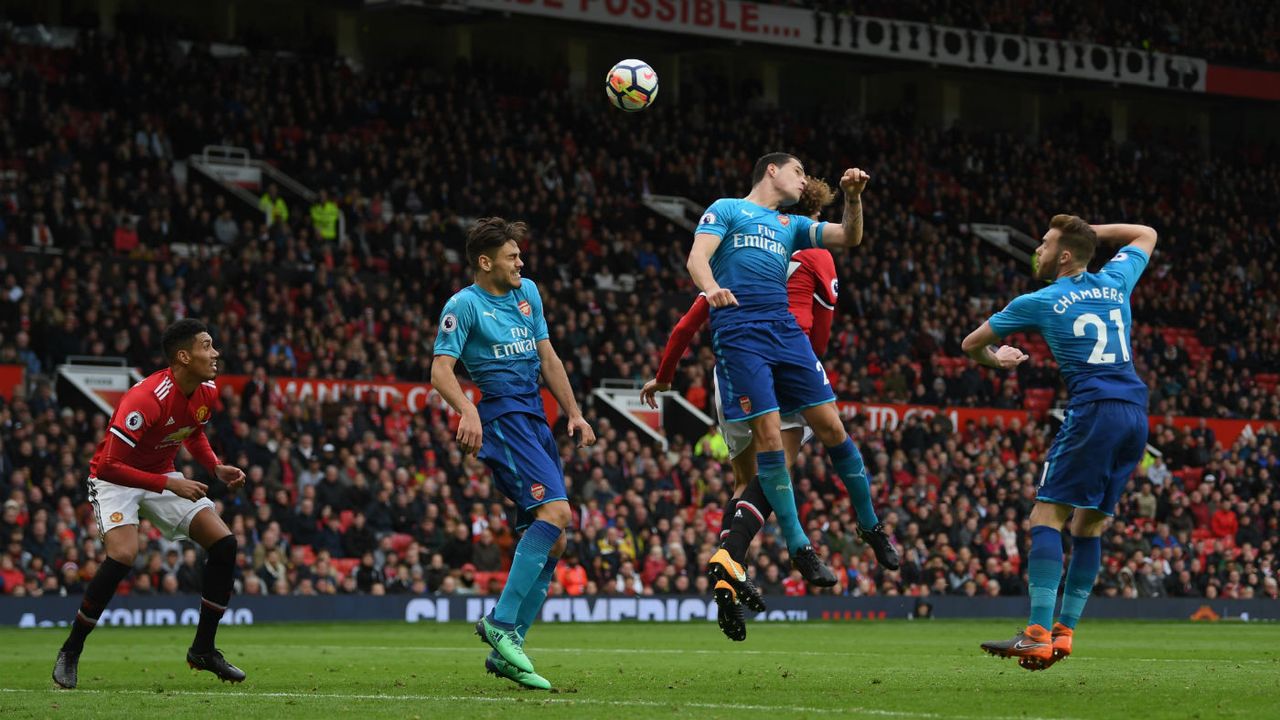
top-left (195, 406), bottom-right (209, 423)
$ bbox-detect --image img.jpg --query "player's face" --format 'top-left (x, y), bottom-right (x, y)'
top-left (485, 240), bottom-right (524, 290)
top-left (183, 332), bottom-right (220, 381)
top-left (774, 159), bottom-right (807, 207)
top-left (1035, 229), bottom-right (1062, 281)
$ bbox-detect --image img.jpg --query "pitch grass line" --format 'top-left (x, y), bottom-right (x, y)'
top-left (264, 644), bottom-right (1279, 664)
top-left (0, 687), bottom-right (1074, 720)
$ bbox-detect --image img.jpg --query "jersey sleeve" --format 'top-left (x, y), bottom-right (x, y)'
top-left (526, 280), bottom-right (550, 341)
top-left (987, 293), bottom-right (1042, 338)
top-left (1098, 245), bottom-right (1150, 294)
top-left (656, 295), bottom-right (710, 384)
top-left (694, 199), bottom-right (732, 239)
top-left (788, 214), bottom-right (826, 251)
top-left (433, 293), bottom-right (473, 359)
top-left (109, 388), bottom-right (161, 450)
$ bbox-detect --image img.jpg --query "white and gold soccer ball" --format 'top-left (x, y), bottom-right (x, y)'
top-left (606, 59), bottom-right (659, 112)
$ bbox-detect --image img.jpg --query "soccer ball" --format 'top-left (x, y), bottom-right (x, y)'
top-left (606, 59), bottom-right (658, 112)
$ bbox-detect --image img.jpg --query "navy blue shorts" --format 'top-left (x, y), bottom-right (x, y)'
top-left (478, 412), bottom-right (567, 531)
top-left (1036, 400), bottom-right (1148, 516)
top-left (712, 320), bottom-right (836, 423)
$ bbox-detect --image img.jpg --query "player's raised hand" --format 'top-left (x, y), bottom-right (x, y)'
top-left (215, 464), bottom-right (247, 492)
top-left (994, 345), bottom-right (1030, 369)
top-left (457, 409), bottom-right (484, 455)
top-left (165, 475), bottom-right (209, 502)
top-left (706, 287), bottom-right (738, 308)
top-left (640, 378), bottom-right (670, 409)
top-left (567, 415), bottom-right (597, 447)
top-left (840, 167), bottom-right (871, 196)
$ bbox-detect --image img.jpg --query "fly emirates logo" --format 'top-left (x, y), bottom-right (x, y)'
top-left (492, 326), bottom-right (536, 359)
top-left (731, 224), bottom-right (786, 256)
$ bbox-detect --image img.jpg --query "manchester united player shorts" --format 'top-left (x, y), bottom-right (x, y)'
top-left (1036, 400), bottom-right (1149, 516)
top-left (477, 412), bottom-right (567, 531)
top-left (88, 472), bottom-right (216, 541)
top-left (712, 319), bottom-right (836, 426)
top-left (712, 371), bottom-right (813, 458)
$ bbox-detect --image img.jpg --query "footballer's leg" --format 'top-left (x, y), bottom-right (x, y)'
top-left (1021, 508), bottom-right (1106, 671)
top-left (54, 518), bottom-right (139, 689)
top-left (476, 416), bottom-right (567, 677)
top-left (982, 502), bottom-right (1071, 666)
top-left (487, 516), bottom-right (563, 691)
top-left (185, 508), bottom-right (245, 683)
top-left (803, 402), bottom-right (898, 572)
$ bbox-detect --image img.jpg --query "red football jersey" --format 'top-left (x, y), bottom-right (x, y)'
top-left (89, 368), bottom-right (222, 492)
top-left (786, 249), bottom-right (838, 356)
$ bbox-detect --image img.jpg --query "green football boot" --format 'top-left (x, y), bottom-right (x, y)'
top-left (475, 615), bottom-right (534, 673)
top-left (485, 651), bottom-right (551, 690)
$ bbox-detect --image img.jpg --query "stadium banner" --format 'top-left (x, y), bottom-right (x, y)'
top-left (0, 364), bottom-right (22, 400)
top-left (4, 594), bottom-right (1276, 627)
top-left (217, 374), bottom-right (561, 425)
top-left (462, 0), bottom-right (1208, 93)
top-left (1150, 415), bottom-right (1272, 449)
top-left (835, 400), bottom-right (1029, 433)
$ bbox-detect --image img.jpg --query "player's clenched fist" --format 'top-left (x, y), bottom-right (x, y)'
top-left (706, 287), bottom-right (738, 308)
top-left (840, 168), bottom-right (870, 196)
top-left (165, 475), bottom-right (209, 501)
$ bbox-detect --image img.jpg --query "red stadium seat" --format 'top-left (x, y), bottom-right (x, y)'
top-left (331, 558), bottom-right (360, 578)
top-left (389, 533), bottom-right (414, 554)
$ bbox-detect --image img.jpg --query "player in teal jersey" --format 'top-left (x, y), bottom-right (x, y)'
top-left (961, 216), bottom-right (1158, 671)
top-left (686, 153), bottom-right (899, 626)
top-left (432, 217), bottom-right (596, 690)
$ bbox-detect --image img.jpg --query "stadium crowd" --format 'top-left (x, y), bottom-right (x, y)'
top-left (0, 33), bottom-right (1276, 602)
top-left (794, 0), bottom-right (1280, 69)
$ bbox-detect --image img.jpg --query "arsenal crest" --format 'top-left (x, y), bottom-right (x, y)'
top-left (518, 300), bottom-right (532, 317)
top-left (739, 396), bottom-right (752, 414)
top-left (530, 483), bottom-right (546, 501)
top-left (779, 215), bottom-right (790, 226)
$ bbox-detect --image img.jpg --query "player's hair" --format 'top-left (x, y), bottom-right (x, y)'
top-left (1051, 214), bottom-right (1097, 266)
top-left (794, 176), bottom-right (835, 218)
top-left (751, 152), bottom-right (799, 186)
top-left (162, 318), bottom-right (209, 361)
top-left (466, 217), bottom-right (528, 270)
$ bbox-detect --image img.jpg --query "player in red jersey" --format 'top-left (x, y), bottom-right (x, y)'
top-left (53, 319), bottom-right (248, 689)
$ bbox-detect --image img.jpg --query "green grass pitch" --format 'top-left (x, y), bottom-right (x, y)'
top-left (2, 620), bottom-right (1277, 719)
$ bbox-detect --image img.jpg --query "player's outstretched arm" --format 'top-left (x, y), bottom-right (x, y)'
top-left (1092, 223), bottom-right (1157, 257)
top-left (431, 354), bottom-right (483, 454)
top-left (962, 322), bottom-right (1030, 370)
top-left (687, 233), bottom-right (737, 307)
top-left (820, 167), bottom-right (870, 249)
top-left (537, 339), bottom-right (597, 447)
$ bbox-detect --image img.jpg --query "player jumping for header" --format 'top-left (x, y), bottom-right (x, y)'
top-left (685, 153), bottom-right (899, 636)
top-left (962, 217), bottom-right (1157, 671)
top-left (53, 319), bottom-right (248, 689)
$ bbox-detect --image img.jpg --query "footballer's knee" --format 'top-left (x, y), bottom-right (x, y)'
top-left (534, 499), bottom-right (572, 530)
top-left (550, 533), bottom-right (568, 558)
top-left (205, 534), bottom-right (237, 565)
top-left (104, 526), bottom-right (139, 566)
